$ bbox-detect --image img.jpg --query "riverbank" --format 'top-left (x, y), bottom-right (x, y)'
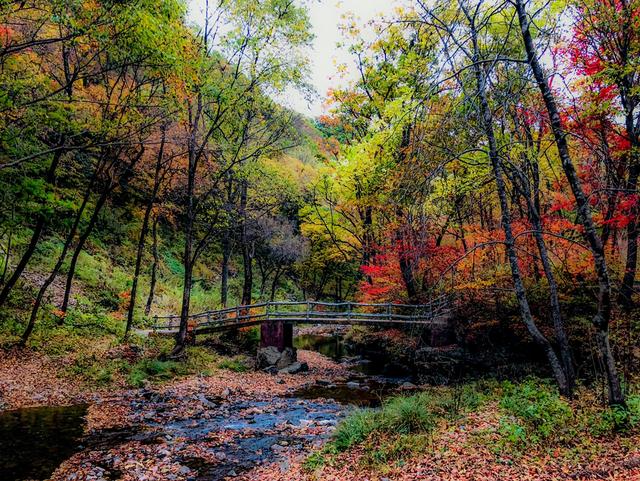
top-left (3, 333), bottom-right (640, 481)
top-left (0, 345), bottom-right (356, 481)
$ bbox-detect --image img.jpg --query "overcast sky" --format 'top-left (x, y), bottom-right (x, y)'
top-left (187, 0), bottom-right (402, 118)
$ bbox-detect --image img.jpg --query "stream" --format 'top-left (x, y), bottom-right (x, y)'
top-left (0, 332), bottom-right (411, 481)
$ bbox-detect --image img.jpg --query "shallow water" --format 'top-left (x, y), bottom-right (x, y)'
top-left (0, 404), bottom-right (87, 481)
top-left (295, 332), bottom-right (413, 379)
top-left (0, 332), bottom-right (409, 481)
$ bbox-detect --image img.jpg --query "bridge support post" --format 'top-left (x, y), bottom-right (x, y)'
top-left (260, 321), bottom-right (293, 351)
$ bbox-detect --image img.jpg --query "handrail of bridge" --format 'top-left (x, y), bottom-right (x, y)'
top-left (150, 295), bottom-right (452, 332)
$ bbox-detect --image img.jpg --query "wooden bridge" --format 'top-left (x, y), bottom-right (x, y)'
top-left (151, 297), bottom-right (453, 351)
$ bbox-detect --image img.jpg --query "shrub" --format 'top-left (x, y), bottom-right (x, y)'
top-left (498, 380), bottom-right (574, 447)
top-left (379, 394), bottom-right (439, 434)
top-left (591, 394), bottom-right (640, 435)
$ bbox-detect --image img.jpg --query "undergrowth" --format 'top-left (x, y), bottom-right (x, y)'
top-left (306, 379), bottom-right (640, 473)
top-left (306, 384), bottom-right (483, 470)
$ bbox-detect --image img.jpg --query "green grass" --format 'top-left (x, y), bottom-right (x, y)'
top-left (217, 356), bottom-right (250, 372)
top-left (306, 384), bottom-right (483, 470)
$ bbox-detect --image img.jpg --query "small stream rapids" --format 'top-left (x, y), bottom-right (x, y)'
top-left (1, 332), bottom-right (410, 481)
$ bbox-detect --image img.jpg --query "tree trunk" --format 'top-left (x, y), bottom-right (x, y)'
top-left (124, 129), bottom-right (166, 338)
top-left (221, 232), bottom-right (231, 307)
top-left (529, 190), bottom-right (576, 392)
top-left (465, 6), bottom-right (570, 395)
top-left (515, 0), bottom-right (624, 405)
top-left (270, 267), bottom-right (283, 301)
top-left (144, 215), bottom-right (159, 316)
top-left (21, 178), bottom-right (94, 344)
top-left (220, 173), bottom-right (234, 307)
top-left (59, 188), bottom-right (109, 314)
top-left (240, 180), bottom-right (252, 306)
top-left (1, 227), bottom-right (11, 284)
top-left (0, 144), bottom-right (65, 306)
top-left (173, 151), bottom-right (196, 356)
top-left (619, 158), bottom-right (639, 308)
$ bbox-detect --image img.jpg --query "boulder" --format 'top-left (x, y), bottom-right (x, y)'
top-left (276, 347), bottom-right (297, 369)
top-left (278, 361), bottom-right (309, 375)
top-left (256, 346), bottom-right (298, 370)
top-left (257, 346), bottom-right (282, 369)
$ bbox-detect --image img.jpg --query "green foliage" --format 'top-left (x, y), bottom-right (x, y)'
top-left (590, 394), bottom-right (640, 435)
top-left (333, 408), bottom-right (381, 451)
top-left (217, 356), bottom-right (250, 372)
top-left (331, 386), bottom-right (483, 452)
top-left (498, 380), bottom-right (574, 447)
top-left (128, 359), bottom-right (182, 387)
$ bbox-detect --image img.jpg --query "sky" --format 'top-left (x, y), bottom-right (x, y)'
top-left (187, 0), bottom-right (403, 118)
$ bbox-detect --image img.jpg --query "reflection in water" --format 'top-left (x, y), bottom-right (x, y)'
top-left (293, 332), bottom-right (413, 406)
top-left (294, 333), bottom-right (411, 378)
top-left (294, 333), bottom-right (346, 360)
top-left (0, 404), bottom-right (87, 481)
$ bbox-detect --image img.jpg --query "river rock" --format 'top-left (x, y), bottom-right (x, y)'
top-left (275, 347), bottom-right (297, 369)
top-left (346, 381), bottom-right (360, 389)
top-left (257, 346), bottom-right (282, 368)
top-left (256, 346), bottom-right (298, 369)
top-left (315, 379), bottom-right (331, 386)
top-left (278, 361), bottom-right (308, 374)
top-left (400, 381), bottom-right (418, 390)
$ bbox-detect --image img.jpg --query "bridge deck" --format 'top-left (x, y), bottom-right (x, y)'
top-left (150, 298), bottom-right (452, 335)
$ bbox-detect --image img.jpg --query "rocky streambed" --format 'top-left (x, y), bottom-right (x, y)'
top-left (1, 338), bottom-right (416, 481)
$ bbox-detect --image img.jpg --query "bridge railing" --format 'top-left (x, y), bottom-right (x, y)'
top-left (151, 295), bottom-right (452, 332)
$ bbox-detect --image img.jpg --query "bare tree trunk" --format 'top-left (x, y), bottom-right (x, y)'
top-left (221, 232), bottom-right (231, 307)
top-left (59, 188), bottom-right (109, 313)
top-left (515, 0), bottom-right (624, 405)
top-left (144, 215), bottom-right (159, 316)
top-left (1, 228), bottom-right (11, 284)
top-left (172, 113), bottom-right (199, 357)
top-left (220, 173), bottom-right (234, 307)
top-left (240, 180), bottom-right (253, 306)
top-left (21, 178), bottom-right (95, 344)
top-left (528, 189), bottom-right (576, 391)
top-left (619, 163), bottom-right (639, 308)
top-left (124, 131), bottom-right (166, 338)
top-left (465, 5), bottom-right (570, 395)
top-left (270, 267), bottom-right (283, 301)
top-left (0, 144), bottom-right (65, 306)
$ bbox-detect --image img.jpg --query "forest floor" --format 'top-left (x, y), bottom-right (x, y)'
top-left (2, 339), bottom-right (640, 481)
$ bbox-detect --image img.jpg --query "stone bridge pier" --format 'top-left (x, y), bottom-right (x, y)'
top-left (260, 320), bottom-right (293, 351)
top-left (256, 320), bottom-right (303, 373)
